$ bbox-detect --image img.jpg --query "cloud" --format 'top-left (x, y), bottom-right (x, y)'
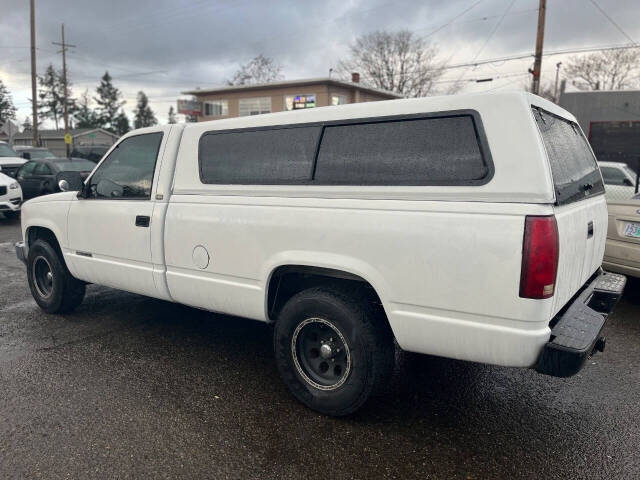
top-left (1, 0), bottom-right (638, 124)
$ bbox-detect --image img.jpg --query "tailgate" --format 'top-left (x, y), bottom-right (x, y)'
top-left (531, 106), bottom-right (608, 315)
top-left (552, 195), bottom-right (607, 315)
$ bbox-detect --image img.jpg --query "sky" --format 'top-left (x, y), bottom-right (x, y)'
top-left (1, 0), bottom-right (639, 127)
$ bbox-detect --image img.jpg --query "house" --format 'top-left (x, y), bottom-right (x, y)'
top-left (179, 74), bottom-right (401, 121)
top-left (3, 128), bottom-right (119, 157)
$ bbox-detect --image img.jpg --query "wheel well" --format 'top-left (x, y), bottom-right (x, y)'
top-left (27, 226), bottom-right (62, 257)
top-left (267, 265), bottom-right (387, 321)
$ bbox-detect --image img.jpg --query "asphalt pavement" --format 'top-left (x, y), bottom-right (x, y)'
top-left (0, 218), bottom-right (639, 479)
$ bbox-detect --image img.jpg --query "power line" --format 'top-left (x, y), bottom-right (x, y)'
top-left (587, 0), bottom-right (637, 46)
top-left (455, 0), bottom-right (517, 84)
top-left (422, 0), bottom-right (485, 39)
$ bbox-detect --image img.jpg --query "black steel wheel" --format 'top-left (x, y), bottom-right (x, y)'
top-left (26, 239), bottom-right (86, 314)
top-left (274, 286), bottom-right (394, 416)
top-left (292, 317), bottom-right (352, 391)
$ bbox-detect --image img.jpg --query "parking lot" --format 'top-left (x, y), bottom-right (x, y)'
top-left (0, 216), bottom-right (639, 479)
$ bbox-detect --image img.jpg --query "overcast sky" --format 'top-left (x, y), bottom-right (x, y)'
top-left (1, 0), bottom-right (639, 126)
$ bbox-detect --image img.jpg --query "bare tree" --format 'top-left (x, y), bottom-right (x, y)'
top-left (565, 47), bottom-right (640, 91)
top-left (227, 54), bottom-right (283, 86)
top-left (524, 80), bottom-right (556, 102)
top-left (338, 30), bottom-right (446, 98)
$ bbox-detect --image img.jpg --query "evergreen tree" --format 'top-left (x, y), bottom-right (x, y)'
top-left (133, 91), bottom-right (157, 128)
top-left (167, 106), bottom-right (177, 124)
top-left (94, 71), bottom-right (125, 132)
top-left (38, 64), bottom-right (75, 130)
top-left (74, 90), bottom-right (101, 128)
top-left (22, 116), bottom-right (33, 132)
top-left (0, 78), bottom-right (17, 125)
top-left (113, 110), bottom-right (130, 136)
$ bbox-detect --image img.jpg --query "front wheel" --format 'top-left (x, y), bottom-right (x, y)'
top-left (27, 239), bottom-right (86, 314)
top-left (274, 286), bottom-right (394, 416)
top-left (3, 211), bottom-right (20, 220)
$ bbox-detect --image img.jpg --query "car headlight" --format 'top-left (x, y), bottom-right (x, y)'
top-left (9, 182), bottom-right (19, 190)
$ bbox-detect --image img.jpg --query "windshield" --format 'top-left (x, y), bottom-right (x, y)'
top-left (55, 160), bottom-right (96, 172)
top-left (0, 144), bottom-right (18, 157)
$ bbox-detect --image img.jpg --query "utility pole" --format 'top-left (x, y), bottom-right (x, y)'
top-left (29, 0), bottom-right (39, 147)
top-left (530, 0), bottom-right (547, 95)
top-left (52, 24), bottom-right (75, 158)
top-left (553, 62), bottom-right (562, 102)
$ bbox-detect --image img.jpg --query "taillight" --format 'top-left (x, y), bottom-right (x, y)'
top-left (519, 215), bottom-right (559, 299)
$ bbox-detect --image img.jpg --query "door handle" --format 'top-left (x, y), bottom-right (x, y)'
top-left (587, 221), bottom-right (594, 238)
top-left (135, 215), bottom-right (150, 227)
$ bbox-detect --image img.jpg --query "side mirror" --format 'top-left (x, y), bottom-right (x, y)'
top-left (56, 171), bottom-right (84, 192)
top-left (22, 152), bottom-right (31, 160)
top-left (624, 178), bottom-right (634, 187)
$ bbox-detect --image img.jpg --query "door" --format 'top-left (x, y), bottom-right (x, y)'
top-left (67, 131), bottom-right (165, 297)
top-left (33, 162), bottom-right (55, 196)
top-left (16, 161), bottom-right (38, 198)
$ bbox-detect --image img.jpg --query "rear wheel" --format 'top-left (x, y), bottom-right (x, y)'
top-left (27, 239), bottom-right (85, 313)
top-left (274, 286), bottom-right (394, 416)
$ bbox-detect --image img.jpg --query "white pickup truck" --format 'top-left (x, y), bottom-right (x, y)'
top-left (16, 92), bottom-right (626, 415)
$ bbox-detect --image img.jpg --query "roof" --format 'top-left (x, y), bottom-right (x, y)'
top-left (10, 128), bottom-right (118, 140)
top-left (182, 77), bottom-right (402, 99)
top-left (561, 89), bottom-right (640, 96)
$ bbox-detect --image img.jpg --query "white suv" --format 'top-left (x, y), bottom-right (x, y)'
top-left (15, 92), bottom-right (626, 415)
top-left (0, 171), bottom-right (22, 219)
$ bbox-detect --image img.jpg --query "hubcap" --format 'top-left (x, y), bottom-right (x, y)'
top-left (32, 256), bottom-right (54, 298)
top-left (291, 318), bottom-right (351, 391)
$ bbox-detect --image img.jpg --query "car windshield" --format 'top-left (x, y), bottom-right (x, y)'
top-left (0, 144), bottom-right (18, 157)
top-left (55, 160), bottom-right (96, 172)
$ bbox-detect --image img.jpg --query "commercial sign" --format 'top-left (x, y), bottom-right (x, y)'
top-left (177, 99), bottom-right (202, 116)
top-left (285, 94), bottom-right (316, 111)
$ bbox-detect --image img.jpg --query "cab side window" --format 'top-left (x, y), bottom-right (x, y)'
top-left (34, 163), bottom-right (52, 175)
top-left (18, 161), bottom-right (37, 177)
top-left (87, 133), bottom-right (163, 199)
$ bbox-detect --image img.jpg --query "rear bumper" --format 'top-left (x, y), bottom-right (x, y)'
top-left (535, 270), bottom-right (626, 377)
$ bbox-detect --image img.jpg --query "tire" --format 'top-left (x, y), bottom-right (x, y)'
top-left (26, 239), bottom-right (86, 314)
top-left (3, 211), bottom-right (19, 220)
top-left (274, 286), bottom-right (394, 416)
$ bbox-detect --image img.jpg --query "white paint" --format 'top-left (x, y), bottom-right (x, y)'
top-left (17, 92), bottom-right (609, 369)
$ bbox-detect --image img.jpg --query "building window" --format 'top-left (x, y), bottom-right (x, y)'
top-left (284, 94), bottom-right (317, 111)
top-left (238, 97), bottom-right (271, 116)
top-left (204, 100), bottom-right (228, 117)
top-left (331, 95), bottom-right (348, 106)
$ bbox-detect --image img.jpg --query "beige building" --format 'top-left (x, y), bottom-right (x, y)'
top-left (181, 74), bottom-right (401, 122)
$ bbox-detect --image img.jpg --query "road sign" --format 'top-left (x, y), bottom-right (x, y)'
top-left (64, 133), bottom-right (72, 144)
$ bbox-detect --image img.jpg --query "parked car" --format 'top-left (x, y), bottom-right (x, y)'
top-left (12, 145), bottom-right (56, 160)
top-left (599, 161), bottom-right (638, 202)
top-left (15, 92), bottom-right (626, 415)
top-left (0, 171), bottom-right (23, 219)
top-left (16, 158), bottom-right (95, 200)
top-left (70, 144), bottom-right (111, 163)
top-left (604, 193), bottom-right (640, 278)
top-left (0, 141), bottom-right (27, 177)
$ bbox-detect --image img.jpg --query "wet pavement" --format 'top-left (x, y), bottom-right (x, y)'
top-left (0, 225), bottom-right (639, 479)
